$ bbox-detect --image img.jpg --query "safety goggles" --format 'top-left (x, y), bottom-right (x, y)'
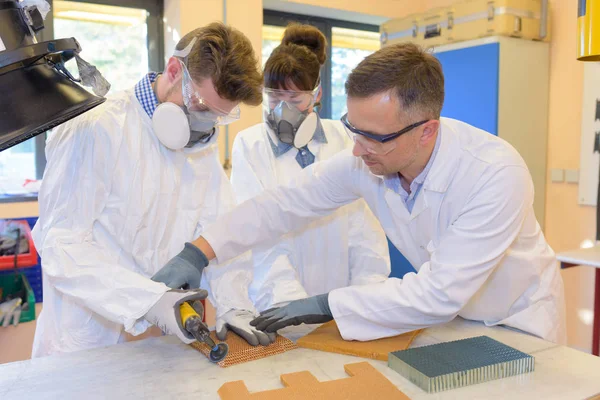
top-left (341, 113), bottom-right (429, 155)
top-left (179, 60), bottom-right (240, 126)
top-left (263, 87), bottom-right (320, 112)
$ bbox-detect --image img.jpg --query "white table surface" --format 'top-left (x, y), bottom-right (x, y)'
top-left (556, 245), bottom-right (600, 268)
top-left (1, 318), bottom-right (599, 400)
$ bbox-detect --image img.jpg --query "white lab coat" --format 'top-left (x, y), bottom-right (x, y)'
top-left (227, 121), bottom-right (390, 313)
top-left (32, 88), bottom-right (249, 357)
top-left (203, 118), bottom-right (567, 344)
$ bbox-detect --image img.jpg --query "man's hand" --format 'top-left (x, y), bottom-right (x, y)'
top-left (250, 294), bottom-right (333, 333)
top-left (144, 289), bottom-right (208, 344)
top-left (217, 309), bottom-right (276, 346)
top-left (152, 243), bottom-right (209, 289)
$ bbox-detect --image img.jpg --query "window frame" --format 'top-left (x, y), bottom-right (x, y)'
top-left (1, 0), bottom-right (164, 203)
top-left (263, 10), bottom-right (378, 120)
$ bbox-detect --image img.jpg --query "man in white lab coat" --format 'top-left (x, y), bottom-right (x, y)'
top-left (31, 23), bottom-right (263, 357)
top-left (155, 43), bottom-right (566, 343)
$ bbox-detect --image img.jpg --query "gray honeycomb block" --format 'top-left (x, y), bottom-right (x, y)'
top-left (388, 335), bottom-right (535, 393)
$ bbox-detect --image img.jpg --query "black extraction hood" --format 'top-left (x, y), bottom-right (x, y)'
top-left (0, 0), bottom-right (105, 152)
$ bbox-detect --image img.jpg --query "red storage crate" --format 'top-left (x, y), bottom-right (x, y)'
top-left (0, 219), bottom-right (38, 270)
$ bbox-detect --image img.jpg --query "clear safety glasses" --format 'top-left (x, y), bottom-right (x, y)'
top-left (180, 60), bottom-right (240, 126)
top-left (263, 87), bottom-right (320, 113)
top-left (340, 113), bottom-right (429, 155)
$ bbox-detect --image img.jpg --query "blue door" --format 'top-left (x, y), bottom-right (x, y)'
top-left (388, 238), bottom-right (416, 278)
top-left (436, 42), bottom-right (500, 135)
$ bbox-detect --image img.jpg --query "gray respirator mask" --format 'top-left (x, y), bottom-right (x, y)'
top-left (263, 86), bottom-right (320, 149)
top-left (185, 111), bottom-right (216, 147)
top-left (152, 37), bottom-right (239, 150)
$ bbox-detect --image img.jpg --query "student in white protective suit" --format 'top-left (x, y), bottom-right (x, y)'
top-left (154, 42), bottom-right (567, 344)
top-left (212, 24), bottom-right (390, 346)
top-left (31, 23), bottom-right (263, 357)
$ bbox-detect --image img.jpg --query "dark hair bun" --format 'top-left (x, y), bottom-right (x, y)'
top-left (282, 23), bottom-right (327, 65)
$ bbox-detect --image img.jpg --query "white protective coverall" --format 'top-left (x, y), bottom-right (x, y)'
top-left (203, 118), bottom-right (567, 344)
top-left (32, 88), bottom-right (251, 357)
top-left (226, 120), bottom-right (390, 314)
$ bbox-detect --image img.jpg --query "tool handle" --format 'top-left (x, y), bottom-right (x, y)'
top-left (179, 301), bottom-right (198, 326)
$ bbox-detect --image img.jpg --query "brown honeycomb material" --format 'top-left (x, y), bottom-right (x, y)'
top-left (189, 330), bottom-right (298, 368)
top-left (218, 361), bottom-right (411, 400)
top-left (297, 321), bottom-right (422, 361)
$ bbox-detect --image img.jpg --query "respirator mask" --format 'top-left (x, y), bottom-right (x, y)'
top-left (152, 37), bottom-right (240, 150)
top-left (264, 84), bottom-right (321, 149)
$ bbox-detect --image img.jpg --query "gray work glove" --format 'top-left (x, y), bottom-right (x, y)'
top-left (216, 309), bottom-right (276, 346)
top-left (0, 298), bottom-right (22, 327)
top-left (152, 243), bottom-right (209, 289)
top-left (250, 293), bottom-right (333, 333)
top-left (144, 289), bottom-right (208, 344)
